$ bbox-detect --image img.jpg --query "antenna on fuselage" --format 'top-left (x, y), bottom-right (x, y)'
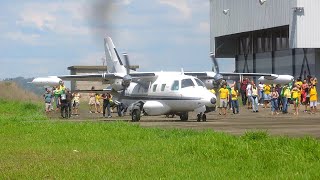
top-left (181, 68), bottom-right (184, 75)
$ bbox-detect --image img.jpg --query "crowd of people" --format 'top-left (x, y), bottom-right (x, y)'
top-left (43, 81), bottom-right (81, 118)
top-left (44, 77), bottom-right (318, 119)
top-left (88, 86), bottom-right (114, 118)
top-left (43, 83), bottom-right (114, 119)
top-left (217, 76), bottom-right (318, 116)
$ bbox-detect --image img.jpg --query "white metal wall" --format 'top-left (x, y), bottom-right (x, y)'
top-left (210, 0), bottom-right (290, 37)
top-left (211, 0), bottom-right (320, 50)
top-left (292, 0), bottom-right (320, 48)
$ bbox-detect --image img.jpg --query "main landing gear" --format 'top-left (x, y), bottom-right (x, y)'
top-left (197, 113), bottom-right (206, 122)
top-left (131, 109), bottom-right (141, 122)
top-left (179, 112), bottom-right (188, 121)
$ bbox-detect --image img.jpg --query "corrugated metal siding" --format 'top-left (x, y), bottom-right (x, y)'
top-left (211, 0), bottom-right (290, 37)
top-left (295, 0), bottom-right (320, 48)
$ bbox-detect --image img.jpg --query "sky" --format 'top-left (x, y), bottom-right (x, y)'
top-left (0, 0), bottom-right (234, 80)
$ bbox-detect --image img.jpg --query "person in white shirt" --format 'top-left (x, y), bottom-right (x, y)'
top-left (246, 80), bottom-right (253, 109)
top-left (251, 84), bottom-right (259, 112)
top-left (258, 82), bottom-right (264, 105)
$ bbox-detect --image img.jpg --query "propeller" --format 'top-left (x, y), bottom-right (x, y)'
top-left (122, 53), bottom-right (132, 88)
top-left (210, 52), bottom-right (224, 86)
top-left (118, 53), bottom-right (132, 103)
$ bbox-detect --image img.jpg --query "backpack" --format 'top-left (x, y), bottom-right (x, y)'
top-left (61, 93), bottom-right (66, 101)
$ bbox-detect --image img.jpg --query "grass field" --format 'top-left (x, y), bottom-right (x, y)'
top-left (1, 99), bottom-right (320, 179)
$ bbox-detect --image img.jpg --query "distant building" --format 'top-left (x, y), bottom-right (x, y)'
top-left (210, 0), bottom-right (320, 86)
top-left (68, 65), bottom-right (139, 100)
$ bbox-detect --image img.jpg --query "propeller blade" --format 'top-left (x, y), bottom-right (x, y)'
top-left (210, 52), bottom-right (220, 74)
top-left (123, 53), bottom-right (130, 75)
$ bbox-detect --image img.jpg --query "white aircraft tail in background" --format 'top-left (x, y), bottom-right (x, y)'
top-left (103, 37), bottom-right (127, 74)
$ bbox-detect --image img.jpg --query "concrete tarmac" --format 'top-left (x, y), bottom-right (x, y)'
top-left (51, 104), bottom-right (320, 138)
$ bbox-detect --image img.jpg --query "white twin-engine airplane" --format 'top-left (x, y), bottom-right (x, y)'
top-left (32, 37), bottom-right (294, 121)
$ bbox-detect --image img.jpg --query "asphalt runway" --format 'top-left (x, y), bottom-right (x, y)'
top-left (50, 104), bottom-right (320, 138)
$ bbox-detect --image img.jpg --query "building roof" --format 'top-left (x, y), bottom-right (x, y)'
top-left (67, 65), bottom-right (140, 71)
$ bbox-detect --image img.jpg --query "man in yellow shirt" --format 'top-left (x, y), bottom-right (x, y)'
top-left (219, 84), bottom-right (229, 115)
top-left (309, 84), bottom-right (317, 114)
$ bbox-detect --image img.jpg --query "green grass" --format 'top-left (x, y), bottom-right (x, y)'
top-left (0, 99), bottom-right (320, 179)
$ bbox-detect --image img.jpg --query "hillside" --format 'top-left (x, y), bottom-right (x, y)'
top-left (3, 77), bottom-right (44, 95)
top-left (0, 81), bottom-right (42, 102)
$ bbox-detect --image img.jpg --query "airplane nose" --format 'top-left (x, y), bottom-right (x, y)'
top-left (210, 97), bottom-right (216, 104)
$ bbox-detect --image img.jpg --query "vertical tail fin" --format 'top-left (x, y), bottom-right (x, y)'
top-left (104, 37), bottom-right (127, 74)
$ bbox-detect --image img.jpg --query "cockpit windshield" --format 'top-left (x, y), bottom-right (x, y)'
top-left (181, 79), bottom-right (194, 88)
top-left (171, 80), bottom-right (180, 91)
top-left (195, 78), bottom-right (205, 87)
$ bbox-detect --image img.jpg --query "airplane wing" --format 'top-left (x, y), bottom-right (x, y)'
top-left (72, 89), bottom-right (112, 93)
top-left (185, 72), bottom-right (278, 78)
top-left (57, 73), bottom-right (121, 81)
top-left (129, 72), bottom-right (156, 77)
top-left (219, 72), bottom-right (277, 77)
top-left (184, 72), bottom-right (216, 79)
top-left (58, 72), bottom-right (156, 81)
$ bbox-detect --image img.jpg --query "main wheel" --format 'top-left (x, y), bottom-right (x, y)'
top-left (131, 109), bottom-right (141, 122)
top-left (180, 112), bottom-right (188, 121)
top-left (197, 113), bottom-right (201, 122)
top-left (202, 114), bottom-right (207, 122)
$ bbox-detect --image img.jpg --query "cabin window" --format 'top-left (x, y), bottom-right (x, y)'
top-left (153, 84), bottom-right (158, 92)
top-left (171, 80), bottom-right (179, 91)
top-left (181, 79), bottom-right (194, 88)
top-left (195, 78), bottom-right (205, 87)
top-left (161, 84), bottom-right (166, 91)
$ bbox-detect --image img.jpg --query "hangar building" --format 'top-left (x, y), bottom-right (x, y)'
top-left (210, 0), bottom-right (320, 84)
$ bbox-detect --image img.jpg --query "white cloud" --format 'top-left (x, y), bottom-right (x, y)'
top-left (5, 32), bottom-right (42, 45)
top-left (16, 2), bottom-right (88, 35)
top-left (158, 0), bottom-right (192, 19)
top-left (78, 52), bottom-right (106, 66)
top-left (16, 10), bottom-right (56, 31)
top-left (198, 22), bottom-right (210, 34)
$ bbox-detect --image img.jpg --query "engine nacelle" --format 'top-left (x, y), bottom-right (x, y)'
top-left (31, 77), bottom-right (62, 87)
top-left (111, 75), bottom-right (132, 91)
top-left (203, 79), bottom-right (216, 89)
top-left (258, 75), bottom-right (294, 85)
top-left (111, 79), bottom-right (124, 91)
top-left (143, 101), bottom-right (170, 116)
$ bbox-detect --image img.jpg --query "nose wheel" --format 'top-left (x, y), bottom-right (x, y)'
top-left (197, 113), bottom-right (206, 122)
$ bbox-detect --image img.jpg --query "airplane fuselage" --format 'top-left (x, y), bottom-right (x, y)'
top-left (114, 72), bottom-right (216, 116)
